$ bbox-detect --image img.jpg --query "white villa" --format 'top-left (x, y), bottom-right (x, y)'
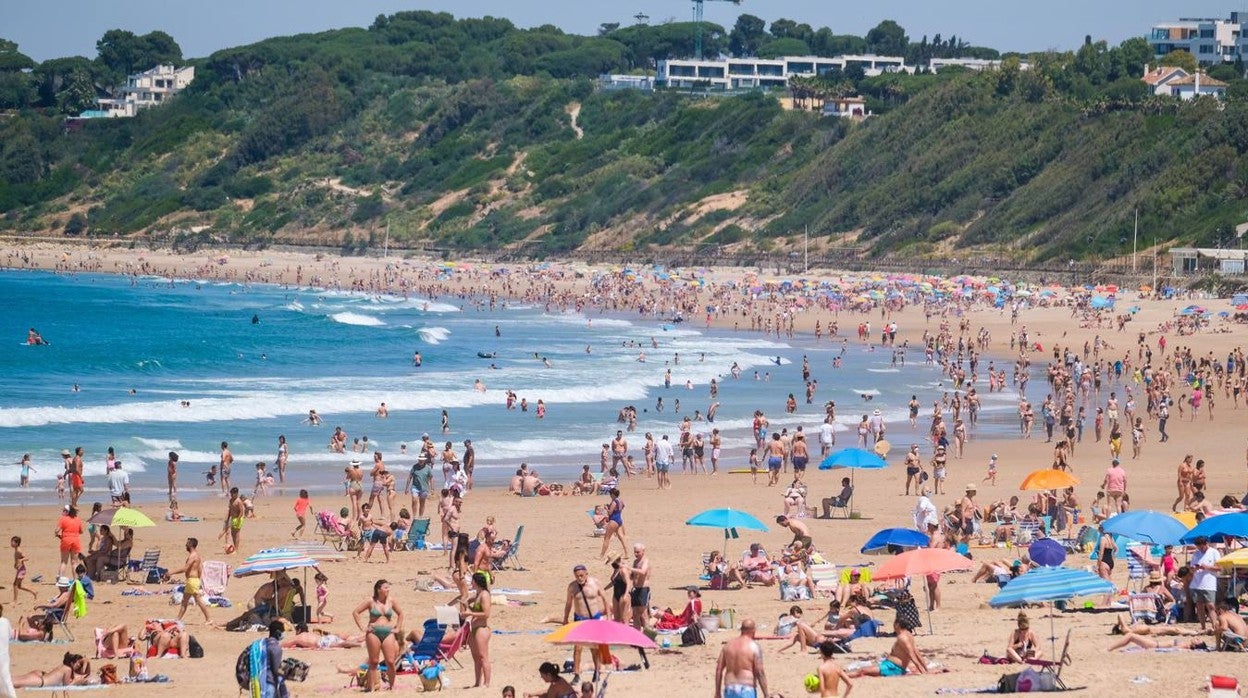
top-left (1148, 12), bottom-right (1247, 66)
top-left (90, 64), bottom-right (195, 118)
top-left (1141, 66), bottom-right (1227, 99)
top-left (656, 54), bottom-right (907, 90)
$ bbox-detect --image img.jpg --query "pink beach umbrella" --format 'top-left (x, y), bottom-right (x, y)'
top-left (545, 619), bottom-right (658, 649)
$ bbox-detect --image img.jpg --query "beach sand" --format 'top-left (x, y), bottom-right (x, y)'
top-left (2, 242), bottom-right (1243, 697)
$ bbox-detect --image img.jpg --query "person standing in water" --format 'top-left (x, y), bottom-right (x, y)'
top-left (219, 441), bottom-right (233, 494)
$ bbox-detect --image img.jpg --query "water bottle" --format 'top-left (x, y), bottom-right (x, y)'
top-left (661, 636), bottom-right (671, 649)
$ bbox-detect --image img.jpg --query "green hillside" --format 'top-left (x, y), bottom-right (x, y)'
top-left (1, 11), bottom-right (1247, 262)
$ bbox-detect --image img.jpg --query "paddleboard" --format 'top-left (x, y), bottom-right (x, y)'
top-left (727, 469), bottom-right (755, 474)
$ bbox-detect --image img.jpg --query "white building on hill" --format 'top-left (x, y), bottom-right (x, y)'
top-left (657, 54), bottom-right (906, 89)
top-left (92, 64), bottom-right (195, 118)
top-left (1148, 13), bottom-right (1245, 66)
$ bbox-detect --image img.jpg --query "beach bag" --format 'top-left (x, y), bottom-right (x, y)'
top-left (893, 591), bottom-right (922, 631)
top-left (188, 635), bottom-right (204, 658)
top-left (998, 672), bottom-right (1021, 693)
top-left (234, 646), bottom-right (251, 690)
top-left (98, 664), bottom-right (118, 685)
top-left (680, 623), bottom-right (705, 646)
top-left (280, 657), bottom-right (310, 682)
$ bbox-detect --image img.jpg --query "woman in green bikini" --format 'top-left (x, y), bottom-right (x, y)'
top-left (461, 571), bottom-right (493, 688)
top-left (353, 579), bottom-right (404, 692)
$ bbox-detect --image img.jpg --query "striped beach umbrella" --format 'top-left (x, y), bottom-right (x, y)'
top-left (233, 548), bottom-right (318, 577)
top-left (286, 541), bottom-right (348, 561)
top-left (991, 565), bottom-right (1115, 661)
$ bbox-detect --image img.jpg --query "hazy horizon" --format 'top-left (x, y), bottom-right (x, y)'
top-left (6, 0), bottom-right (1247, 63)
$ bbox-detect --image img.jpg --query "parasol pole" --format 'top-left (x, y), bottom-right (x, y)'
top-left (924, 582), bottom-right (933, 635)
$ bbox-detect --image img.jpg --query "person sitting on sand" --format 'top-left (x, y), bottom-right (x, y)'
top-left (739, 544), bottom-right (776, 587)
top-left (12, 652), bottom-right (90, 688)
top-left (280, 623), bottom-right (363, 649)
top-left (778, 563), bottom-right (815, 601)
top-left (653, 587), bottom-right (702, 630)
top-left (706, 550), bottom-right (747, 590)
top-left (524, 661), bottom-right (577, 698)
top-left (1005, 612), bottom-right (1042, 663)
top-left (846, 618), bottom-right (929, 676)
top-left (95, 624), bottom-right (140, 658)
top-left (782, 480), bottom-right (808, 518)
top-left (837, 569), bottom-right (870, 607)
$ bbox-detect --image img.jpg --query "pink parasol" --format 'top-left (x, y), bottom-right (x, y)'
top-left (544, 619), bottom-right (657, 649)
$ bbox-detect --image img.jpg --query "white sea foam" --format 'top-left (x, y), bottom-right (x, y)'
top-left (330, 312), bottom-right (385, 327)
top-left (417, 327), bottom-right (451, 344)
top-left (867, 368), bottom-right (900, 373)
top-left (285, 301), bottom-right (304, 312)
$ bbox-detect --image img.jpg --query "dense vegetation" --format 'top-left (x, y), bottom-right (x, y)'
top-left (1, 11), bottom-right (1247, 261)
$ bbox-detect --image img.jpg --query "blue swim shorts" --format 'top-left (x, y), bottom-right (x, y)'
top-left (723, 684), bottom-right (757, 698)
top-left (879, 658), bottom-right (905, 676)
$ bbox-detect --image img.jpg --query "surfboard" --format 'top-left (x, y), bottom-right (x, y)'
top-left (727, 469), bottom-right (756, 474)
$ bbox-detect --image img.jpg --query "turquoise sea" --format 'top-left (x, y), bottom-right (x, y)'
top-left (0, 270), bottom-right (1020, 503)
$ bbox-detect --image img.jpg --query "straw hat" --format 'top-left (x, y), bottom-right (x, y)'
top-left (965, 483), bottom-right (977, 492)
top-left (1147, 570), bottom-right (1164, 584)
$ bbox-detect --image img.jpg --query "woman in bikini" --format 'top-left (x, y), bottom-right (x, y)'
top-left (462, 571), bottom-right (493, 688)
top-left (353, 579), bottom-right (404, 692)
top-left (344, 463), bottom-right (364, 521)
top-left (598, 488), bottom-right (626, 561)
top-left (12, 653), bottom-right (90, 688)
top-left (1005, 612), bottom-right (1042, 663)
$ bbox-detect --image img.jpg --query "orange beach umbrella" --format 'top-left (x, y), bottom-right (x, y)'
top-left (1019, 469), bottom-right (1080, 491)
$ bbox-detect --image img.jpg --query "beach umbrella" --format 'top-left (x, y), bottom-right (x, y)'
top-left (818, 448), bottom-right (887, 515)
top-left (990, 566), bottom-right (1115, 661)
top-left (88, 507), bottom-right (156, 528)
top-left (1018, 469), bottom-right (1080, 491)
top-left (1100, 510), bottom-right (1190, 546)
top-left (873, 547), bottom-right (973, 581)
top-left (861, 528), bottom-right (929, 554)
top-left (1179, 512), bottom-right (1248, 544)
top-left (1172, 511), bottom-right (1198, 528)
top-left (1027, 538), bottom-right (1066, 567)
top-left (1217, 549), bottom-right (1248, 569)
top-left (686, 509), bottom-right (768, 555)
top-left (233, 548), bottom-right (319, 577)
top-left (286, 541), bottom-right (348, 561)
top-left (545, 619), bottom-right (657, 649)
top-left (873, 548), bottom-right (973, 634)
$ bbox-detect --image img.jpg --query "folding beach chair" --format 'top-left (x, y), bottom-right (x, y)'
top-left (500, 525), bottom-right (525, 571)
top-left (809, 563), bottom-right (839, 598)
top-left (588, 510), bottom-right (605, 537)
top-left (316, 510), bottom-right (350, 551)
top-left (1059, 525), bottom-right (1092, 554)
top-left (1024, 629), bottom-right (1072, 690)
top-left (437, 622), bottom-right (470, 669)
top-left (407, 619), bottom-right (447, 662)
top-left (47, 607), bottom-right (74, 642)
top-left (434, 605), bottom-right (460, 629)
top-left (1127, 593), bottom-right (1162, 624)
top-left (1125, 551), bottom-right (1148, 593)
top-left (132, 549), bottom-right (162, 584)
top-left (1015, 519), bottom-right (1041, 546)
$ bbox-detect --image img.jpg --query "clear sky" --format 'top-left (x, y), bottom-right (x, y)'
top-left (5, 0), bottom-right (1246, 62)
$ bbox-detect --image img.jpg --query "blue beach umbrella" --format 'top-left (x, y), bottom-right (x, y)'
top-left (990, 565), bottom-right (1116, 661)
top-left (1027, 538), bottom-right (1066, 567)
top-left (818, 447), bottom-right (888, 515)
top-left (817, 447), bottom-right (887, 470)
top-left (686, 508), bottom-right (768, 555)
top-left (861, 528), bottom-right (929, 554)
top-left (1100, 510), bottom-right (1190, 546)
top-left (1180, 512), bottom-right (1248, 544)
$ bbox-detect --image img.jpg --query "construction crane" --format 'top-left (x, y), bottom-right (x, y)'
top-left (692, 0), bottom-right (742, 60)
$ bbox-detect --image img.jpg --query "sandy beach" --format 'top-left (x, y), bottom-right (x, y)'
top-left (2, 242), bottom-right (1245, 697)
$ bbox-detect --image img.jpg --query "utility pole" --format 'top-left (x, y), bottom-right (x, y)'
top-left (1152, 236), bottom-right (1158, 294)
top-left (1132, 207), bottom-right (1138, 273)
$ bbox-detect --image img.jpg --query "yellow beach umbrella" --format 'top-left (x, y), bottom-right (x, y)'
top-left (1216, 548), bottom-right (1248, 568)
top-left (1171, 511), bottom-right (1198, 528)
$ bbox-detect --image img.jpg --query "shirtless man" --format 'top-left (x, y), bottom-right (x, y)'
top-left (776, 516), bottom-right (813, 551)
top-left (816, 640), bottom-right (854, 697)
top-left (714, 618), bottom-right (770, 698)
top-left (170, 537), bottom-right (211, 623)
top-left (219, 441), bottom-right (234, 494)
top-left (766, 433), bottom-right (786, 487)
top-left (1216, 600), bottom-right (1248, 648)
top-left (563, 565), bottom-right (609, 681)
top-left (611, 431), bottom-right (629, 470)
top-left (520, 471), bottom-right (542, 496)
top-left (847, 618), bottom-right (928, 676)
top-left (627, 543), bottom-right (651, 630)
top-left (225, 488), bottom-right (244, 553)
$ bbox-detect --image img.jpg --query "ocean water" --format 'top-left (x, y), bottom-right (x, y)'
top-left (0, 270), bottom-right (1019, 504)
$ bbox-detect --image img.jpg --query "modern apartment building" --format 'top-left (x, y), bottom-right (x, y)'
top-left (656, 54), bottom-right (907, 90)
top-left (1148, 13), bottom-right (1244, 65)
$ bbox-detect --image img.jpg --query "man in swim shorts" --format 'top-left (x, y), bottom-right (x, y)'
top-left (170, 538), bottom-right (210, 622)
top-left (847, 618), bottom-right (928, 677)
top-left (564, 565), bottom-right (608, 681)
top-left (655, 435), bottom-right (673, 490)
top-left (715, 618), bottom-right (770, 698)
top-left (226, 487), bottom-right (244, 553)
top-left (766, 433), bottom-right (786, 486)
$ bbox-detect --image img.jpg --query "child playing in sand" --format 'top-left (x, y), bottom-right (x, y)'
top-left (315, 572), bottom-right (333, 622)
top-left (11, 536), bottom-right (36, 601)
top-left (749, 448), bottom-right (760, 484)
top-left (984, 454), bottom-right (998, 486)
top-left (293, 489), bottom-right (311, 538)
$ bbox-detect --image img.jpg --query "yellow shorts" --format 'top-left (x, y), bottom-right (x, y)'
top-left (229, 516), bottom-right (244, 531)
top-left (185, 577), bottom-right (202, 595)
